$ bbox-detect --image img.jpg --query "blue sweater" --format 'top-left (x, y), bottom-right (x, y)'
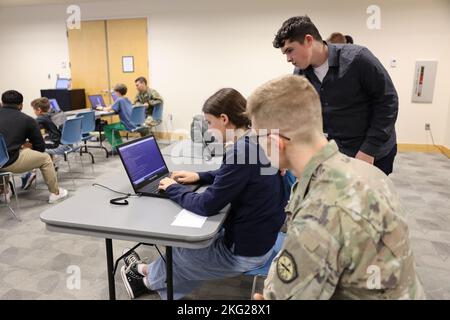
top-left (112, 97), bottom-right (136, 131)
top-left (166, 134), bottom-right (286, 256)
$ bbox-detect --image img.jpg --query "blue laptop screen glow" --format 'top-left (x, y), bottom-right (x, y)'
top-left (88, 95), bottom-right (106, 108)
top-left (56, 78), bottom-right (70, 89)
top-left (111, 92), bottom-right (118, 102)
top-left (49, 99), bottom-right (61, 112)
top-left (119, 137), bottom-right (166, 185)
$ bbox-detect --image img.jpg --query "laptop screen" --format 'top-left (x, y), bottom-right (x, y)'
top-left (56, 78), bottom-right (70, 89)
top-left (88, 95), bottom-right (106, 108)
top-left (118, 136), bottom-right (168, 186)
top-left (111, 92), bottom-right (118, 102)
top-left (49, 99), bottom-right (61, 112)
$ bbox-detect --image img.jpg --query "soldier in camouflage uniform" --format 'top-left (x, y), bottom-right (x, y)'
top-left (247, 75), bottom-right (425, 300)
top-left (134, 76), bottom-right (163, 118)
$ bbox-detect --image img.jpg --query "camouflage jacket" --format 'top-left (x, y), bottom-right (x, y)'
top-left (134, 88), bottom-right (163, 114)
top-left (264, 140), bottom-right (425, 300)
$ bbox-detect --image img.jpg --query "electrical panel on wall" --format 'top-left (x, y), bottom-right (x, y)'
top-left (411, 60), bottom-right (438, 103)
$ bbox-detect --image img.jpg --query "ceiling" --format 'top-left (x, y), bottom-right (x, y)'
top-left (0, 0), bottom-right (99, 8)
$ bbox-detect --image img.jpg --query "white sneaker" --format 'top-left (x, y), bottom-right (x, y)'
top-left (48, 188), bottom-right (68, 204)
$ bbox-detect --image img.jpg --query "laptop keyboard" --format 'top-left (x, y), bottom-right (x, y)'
top-left (139, 173), bottom-right (199, 195)
top-left (141, 182), bottom-right (164, 194)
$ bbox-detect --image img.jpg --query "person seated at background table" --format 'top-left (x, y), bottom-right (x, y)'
top-left (19, 97), bottom-right (69, 189)
top-left (134, 76), bottom-right (163, 125)
top-left (326, 32), bottom-right (347, 44)
top-left (119, 88), bottom-right (286, 300)
top-left (247, 75), bottom-right (424, 300)
top-left (97, 83), bottom-right (139, 151)
top-left (0, 90), bottom-right (68, 204)
top-left (32, 98), bottom-right (69, 160)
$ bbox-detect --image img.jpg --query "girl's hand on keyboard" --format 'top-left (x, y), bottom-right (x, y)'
top-left (171, 171), bottom-right (200, 184)
top-left (159, 177), bottom-right (177, 191)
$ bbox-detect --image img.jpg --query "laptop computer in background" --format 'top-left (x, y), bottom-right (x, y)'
top-left (111, 92), bottom-right (118, 102)
top-left (116, 135), bottom-right (201, 198)
top-left (88, 94), bottom-right (107, 109)
top-left (55, 78), bottom-right (70, 89)
top-left (49, 99), bottom-right (61, 112)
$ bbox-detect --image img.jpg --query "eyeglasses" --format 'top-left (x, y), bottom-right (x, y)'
top-left (248, 131), bottom-right (291, 141)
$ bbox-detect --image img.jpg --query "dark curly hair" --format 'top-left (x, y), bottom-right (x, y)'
top-left (273, 16), bottom-right (322, 48)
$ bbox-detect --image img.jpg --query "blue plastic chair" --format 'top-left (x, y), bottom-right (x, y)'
top-left (60, 117), bottom-right (89, 184)
top-left (122, 105), bottom-right (147, 144)
top-left (0, 134), bottom-right (9, 168)
top-left (130, 105), bottom-right (146, 128)
top-left (152, 103), bottom-right (163, 124)
top-left (0, 134), bottom-right (20, 221)
top-left (76, 111), bottom-right (96, 163)
top-left (244, 232), bottom-right (286, 277)
top-left (61, 117), bottom-right (82, 145)
top-left (145, 103), bottom-right (164, 132)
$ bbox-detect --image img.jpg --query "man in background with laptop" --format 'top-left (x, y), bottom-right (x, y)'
top-left (31, 98), bottom-right (69, 159)
top-left (19, 97), bottom-right (69, 188)
top-left (95, 83), bottom-right (144, 152)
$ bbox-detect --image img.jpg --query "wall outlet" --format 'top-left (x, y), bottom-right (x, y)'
top-left (390, 58), bottom-right (397, 68)
top-left (425, 123), bottom-right (430, 131)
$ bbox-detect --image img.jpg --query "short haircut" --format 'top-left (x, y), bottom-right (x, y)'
top-left (345, 35), bottom-right (354, 44)
top-left (31, 97), bottom-right (50, 112)
top-left (273, 16), bottom-right (323, 48)
top-left (134, 76), bottom-right (147, 85)
top-left (114, 83), bottom-right (128, 96)
top-left (202, 88), bottom-right (251, 129)
top-left (247, 75), bottom-right (323, 144)
top-left (1, 90), bottom-right (23, 105)
top-left (327, 32), bottom-right (347, 44)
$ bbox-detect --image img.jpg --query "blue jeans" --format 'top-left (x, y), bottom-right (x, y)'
top-left (146, 230), bottom-right (273, 300)
top-left (46, 144), bottom-right (72, 156)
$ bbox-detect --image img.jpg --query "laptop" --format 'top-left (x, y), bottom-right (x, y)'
top-left (55, 78), bottom-right (70, 89)
top-left (116, 135), bottom-right (201, 198)
top-left (111, 92), bottom-right (118, 102)
top-left (88, 94), bottom-right (106, 109)
top-left (49, 99), bottom-right (61, 112)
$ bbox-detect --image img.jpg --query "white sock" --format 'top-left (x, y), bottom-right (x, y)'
top-left (142, 276), bottom-right (151, 290)
top-left (137, 263), bottom-right (147, 276)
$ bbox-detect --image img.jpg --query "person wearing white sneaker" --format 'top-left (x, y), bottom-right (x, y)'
top-left (0, 90), bottom-right (68, 204)
top-left (48, 187), bottom-right (68, 204)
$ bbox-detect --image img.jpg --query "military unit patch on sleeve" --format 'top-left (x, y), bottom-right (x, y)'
top-left (276, 250), bottom-right (298, 283)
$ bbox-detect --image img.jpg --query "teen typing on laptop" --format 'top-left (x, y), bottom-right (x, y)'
top-left (120, 88), bottom-right (287, 299)
top-left (96, 83), bottom-right (139, 151)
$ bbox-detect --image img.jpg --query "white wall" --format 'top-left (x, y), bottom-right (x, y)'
top-left (0, 4), bottom-right (70, 109)
top-left (1, 0), bottom-right (449, 146)
top-left (446, 99), bottom-right (450, 148)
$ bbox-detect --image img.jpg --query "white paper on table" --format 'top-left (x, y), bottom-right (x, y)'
top-left (171, 209), bottom-right (207, 228)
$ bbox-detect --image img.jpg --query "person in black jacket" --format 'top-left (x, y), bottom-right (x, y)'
top-left (31, 97), bottom-right (70, 158)
top-left (273, 16), bottom-right (398, 175)
top-left (119, 88), bottom-right (286, 300)
top-left (0, 90), bottom-right (68, 204)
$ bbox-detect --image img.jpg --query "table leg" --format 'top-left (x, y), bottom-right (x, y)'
top-left (166, 246), bottom-right (173, 300)
top-left (106, 238), bottom-right (116, 300)
top-left (99, 126), bottom-right (109, 158)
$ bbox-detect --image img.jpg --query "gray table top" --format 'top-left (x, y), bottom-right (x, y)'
top-left (65, 109), bottom-right (115, 118)
top-left (161, 139), bottom-right (225, 160)
top-left (40, 143), bottom-right (227, 248)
